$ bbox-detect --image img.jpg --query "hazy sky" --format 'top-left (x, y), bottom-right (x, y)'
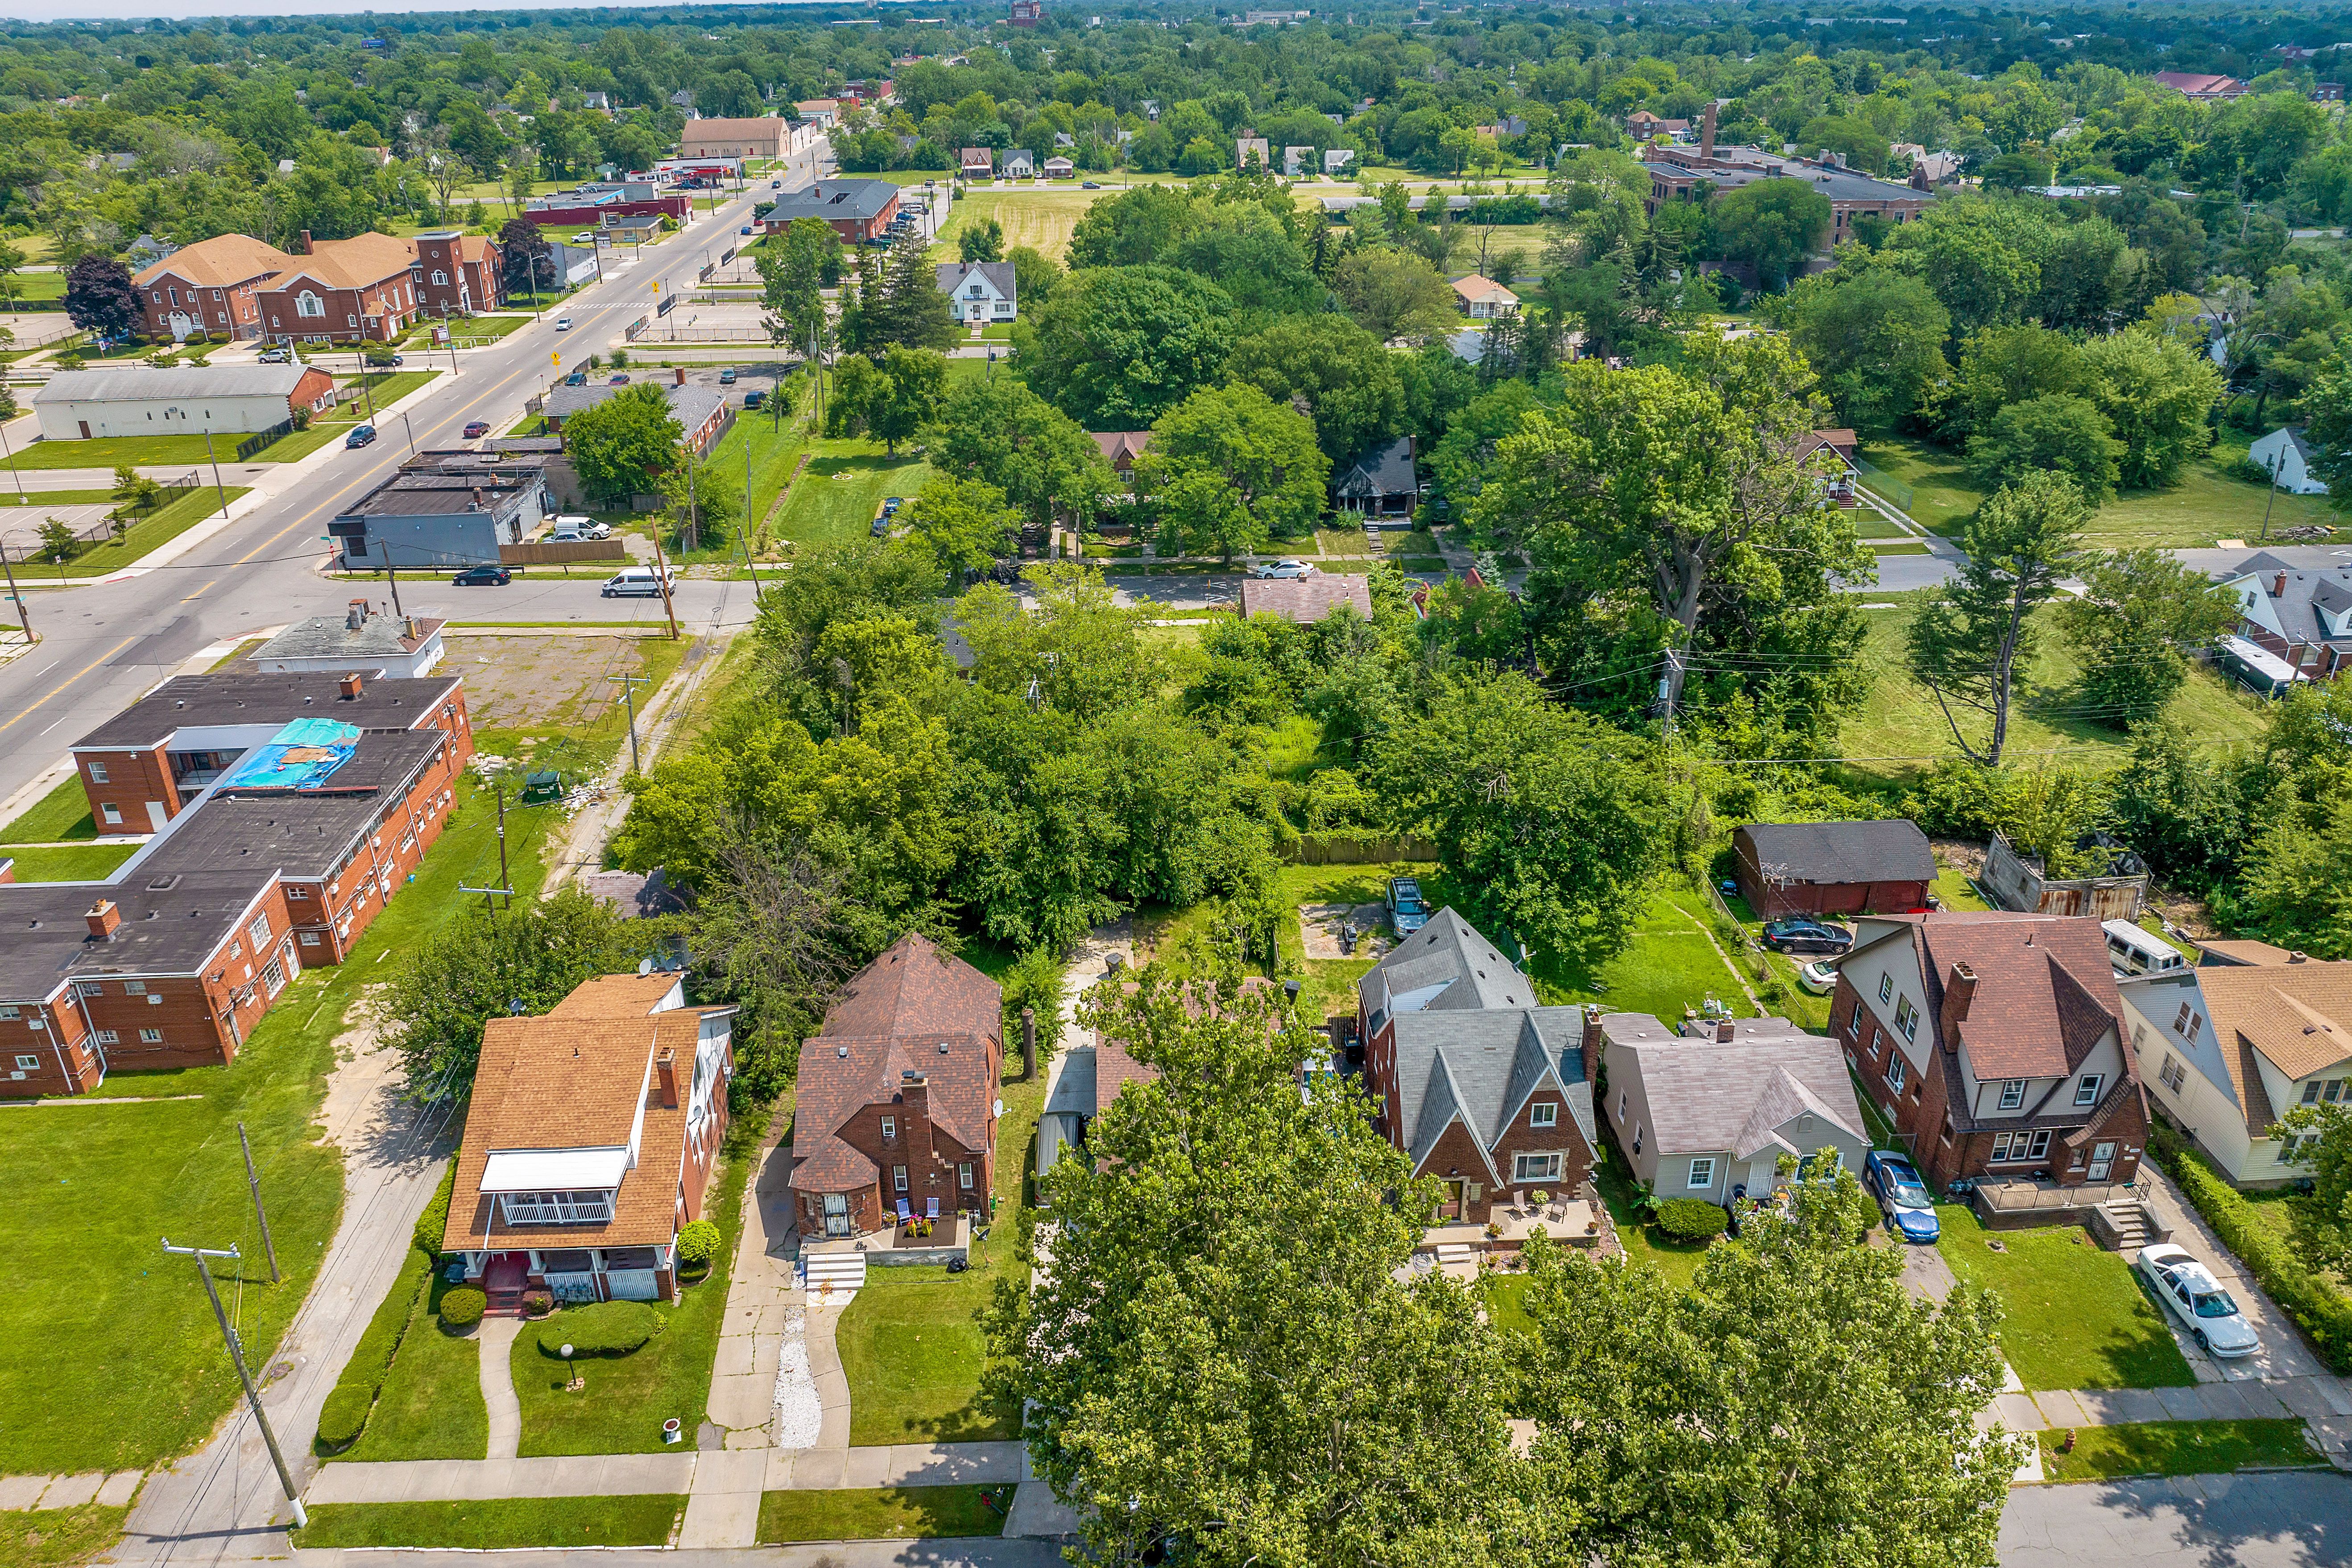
top-left (0, 0), bottom-right (849, 23)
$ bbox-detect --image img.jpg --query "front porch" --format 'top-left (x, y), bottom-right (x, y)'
top-left (801, 1211), bottom-right (974, 1269)
top-left (1969, 1174), bottom-right (2150, 1238)
top-left (1418, 1195), bottom-right (1603, 1264)
top-left (462, 1243), bottom-right (675, 1312)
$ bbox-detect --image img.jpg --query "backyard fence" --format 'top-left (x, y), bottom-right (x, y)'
top-left (236, 421), bottom-right (294, 461)
top-left (1282, 833), bottom-right (1438, 865)
top-left (1854, 459), bottom-right (1913, 515)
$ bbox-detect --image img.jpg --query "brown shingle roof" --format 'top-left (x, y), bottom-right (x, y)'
top-left (135, 233), bottom-right (294, 290)
top-left (1906, 912), bottom-right (2124, 1080)
top-left (1238, 574), bottom-right (1375, 625)
top-left (1093, 1033), bottom-right (1160, 1118)
top-left (2198, 960), bottom-right (2352, 1084)
top-left (2194, 938), bottom-right (2297, 967)
top-left (272, 232), bottom-right (417, 291)
top-left (550, 972), bottom-right (680, 1019)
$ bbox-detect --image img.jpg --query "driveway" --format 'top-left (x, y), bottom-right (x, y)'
top-left (1998, 1471), bottom-right (2352, 1567)
top-left (2136, 1167), bottom-right (2337, 1386)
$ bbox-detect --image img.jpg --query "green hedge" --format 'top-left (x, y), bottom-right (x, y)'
top-left (2161, 1144), bottom-right (2352, 1374)
top-left (315, 1245), bottom-right (432, 1453)
top-left (1655, 1198), bottom-right (1731, 1242)
top-left (538, 1299), bottom-right (664, 1357)
top-left (676, 1219), bottom-right (723, 1270)
top-left (439, 1286), bottom-right (487, 1331)
top-left (412, 1164), bottom-right (456, 1259)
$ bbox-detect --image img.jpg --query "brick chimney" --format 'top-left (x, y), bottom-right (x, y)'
top-left (674, 366), bottom-right (687, 387)
top-left (1939, 960), bottom-right (1977, 1053)
top-left (1716, 1019), bottom-right (1735, 1044)
top-left (2273, 571), bottom-right (2289, 597)
top-left (347, 598), bottom-right (369, 631)
top-left (339, 672), bottom-right (364, 700)
top-left (654, 1047), bottom-right (679, 1107)
top-left (86, 899), bottom-right (121, 940)
top-left (1580, 1004), bottom-right (1604, 1084)
top-left (1700, 101), bottom-right (1717, 161)
top-left (298, 230), bottom-right (313, 255)
top-left (1021, 1006), bottom-right (1035, 1080)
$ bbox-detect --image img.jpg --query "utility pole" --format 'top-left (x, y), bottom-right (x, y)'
top-left (202, 427), bottom-right (231, 523)
top-left (495, 782), bottom-right (510, 909)
top-left (2259, 449), bottom-right (2282, 542)
top-left (0, 542), bottom-right (29, 646)
top-left (237, 1123), bottom-right (281, 1284)
top-left (647, 521), bottom-right (680, 641)
top-left (383, 562), bottom-right (404, 620)
top-left (612, 673), bottom-right (650, 774)
top-left (161, 1239), bottom-right (306, 1529)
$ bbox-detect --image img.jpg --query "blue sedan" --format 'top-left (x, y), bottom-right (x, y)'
top-left (1865, 1150), bottom-right (1939, 1243)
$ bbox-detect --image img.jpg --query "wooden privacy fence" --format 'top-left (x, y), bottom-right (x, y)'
top-left (1284, 833), bottom-right (1437, 865)
top-left (500, 540), bottom-right (628, 566)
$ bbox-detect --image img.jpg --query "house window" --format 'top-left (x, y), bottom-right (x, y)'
top-left (248, 913), bottom-right (272, 948)
top-left (1878, 972), bottom-right (1893, 1003)
top-left (1941, 1114), bottom-right (1955, 1146)
top-left (1687, 1157), bottom-right (1715, 1189)
top-left (1530, 1102), bottom-right (1557, 1129)
top-left (2306, 1081), bottom-right (2327, 1104)
top-left (2161, 1055), bottom-right (2187, 1092)
top-left (1991, 1129), bottom-right (2053, 1163)
top-left (893, 1164), bottom-right (909, 1192)
top-left (1846, 1006), bottom-right (1861, 1040)
top-left (1999, 1079), bottom-right (2026, 1110)
top-left (96, 1030), bottom-right (118, 1045)
top-left (140, 1028), bottom-right (162, 1043)
top-left (959, 1162), bottom-right (973, 1189)
top-left (262, 958), bottom-right (286, 996)
top-left (0, 1006), bottom-right (15, 1019)
top-left (12, 1054), bottom-right (36, 1071)
top-left (102, 806), bottom-right (122, 824)
top-left (432, 269), bottom-right (448, 285)
top-left (2174, 1002), bottom-right (2193, 1034)
top-left (881, 1115), bottom-right (896, 1140)
top-left (1631, 1124), bottom-right (1643, 1156)
top-left (1617, 1090), bottom-right (1627, 1121)
top-left (1887, 1054), bottom-right (1907, 1093)
top-left (2074, 1073), bottom-right (2104, 1107)
top-left (296, 291), bottom-right (325, 318)
top-left (1894, 995), bottom-right (1919, 1040)
top-left (1514, 1152), bottom-right (1562, 1182)
top-left (299, 931), bottom-right (322, 947)
top-left (88, 761), bottom-right (110, 784)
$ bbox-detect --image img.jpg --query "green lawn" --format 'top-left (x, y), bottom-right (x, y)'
top-left (1935, 866), bottom-right (1992, 911)
top-left (1546, 886), bottom-right (1756, 1023)
top-left (0, 775), bottom-right (97, 843)
top-left (1862, 435), bottom-right (2339, 547)
top-left (1, 842), bottom-right (140, 881)
top-left (757, 1485), bottom-right (1007, 1542)
top-left (1592, 1145), bottom-right (1717, 1291)
top-left (2036, 1419), bottom-right (2318, 1482)
top-left (40, 484), bottom-right (252, 579)
top-left (400, 314), bottom-right (533, 348)
top-left (294, 1496), bottom-right (684, 1550)
top-left (1, 1504), bottom-right (130, 1566)
top-left (3, 434), bottom-right (242, 470)
top-left (337, 369), bottom-right (440, 418)
top-left (1933, 1202), bottom-right (2194, 1391)
top-left (680, 395), bottom-right (810, 564)
top-left (341, 1273), bottom-right (490, 1462)
top-left (773, 439), bottom-right (931, 554)
top-left (511, 1146), bottom-right (747, 1456)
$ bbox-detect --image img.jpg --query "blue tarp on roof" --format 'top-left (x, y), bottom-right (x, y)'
top-left (225, 718), bottom-right (362, 791)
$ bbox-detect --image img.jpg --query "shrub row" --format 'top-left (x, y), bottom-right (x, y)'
top-left (538, 1299), bottom-right (664, 1357)
top-left (1655, 1197), bottom-right (1731, 1242)
top-left (2161, 1144), bottom-right (2352, 1374)
top-left (316, 1247), bottom-right (431, 1452)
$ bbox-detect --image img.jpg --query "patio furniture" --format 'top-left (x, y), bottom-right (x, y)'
top-left (925, 1197), bottom-right (940, 1220)
top-left (895, 1198), bottom-right (913, 1225)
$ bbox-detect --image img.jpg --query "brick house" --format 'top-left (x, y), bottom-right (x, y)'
top-left (412, 231), bottom-right (505, 319)
top-left (133, 233), bottom-right (295, 343)
top-left (442, 972), bottom-right (735, 1309)
top-left (2216, 552), bottom-right (2352, 683)
top-left (1356, 909), bottom-right (1599, 1226)
top-left (1830, 911), bottom-right (2149, 1193)
top-left (258, 232), bottom-right (425, 346)
top-left (789, 935), bottom-right (1003, 1239)
top-left (758, 178), bottom-right (902, 244)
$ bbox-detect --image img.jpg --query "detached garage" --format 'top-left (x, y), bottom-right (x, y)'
top-left (31, 363), bottom-right (336, 442)
top-left (1731, 819), bottom-right (1935, 920)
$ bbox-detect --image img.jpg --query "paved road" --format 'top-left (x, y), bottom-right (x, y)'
top-left (0, 170), bottom-right (799, 810)
top-left (289, 1544), bottom-right (1066, 1568)
top-left (1999, 1471), bottom-right (2352, 1567)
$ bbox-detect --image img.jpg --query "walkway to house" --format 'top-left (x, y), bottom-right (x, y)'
top-left (0, 1470), bottom-right (142, 1511)
top-left (476, 1318), bottom-right (523, 1461)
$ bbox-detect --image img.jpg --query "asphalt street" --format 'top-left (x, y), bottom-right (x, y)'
top-left (1998, 1471), bottom-right (2352, 1568)
top-left (0, 171), bottom-right (798, 811)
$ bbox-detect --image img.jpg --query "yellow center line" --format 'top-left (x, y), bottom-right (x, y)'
top-left (0, 633), bottom-right (138, 736)
top-left (180, 579), bottom-right (218, 601)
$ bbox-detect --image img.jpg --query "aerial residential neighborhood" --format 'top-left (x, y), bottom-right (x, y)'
top-left (4, 1), bottom-right (2352, 1566)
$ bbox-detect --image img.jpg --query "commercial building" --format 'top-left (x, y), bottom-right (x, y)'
top-left (758, 178), bottom-right (902, 244)
top-left (30, 364), bottom-right (336, 442)
top-left (133, 234), bottom-right (294, 342)
top-left (1640, 106), bottom-right (1928, 248)
top-left (253, 600), bottom-right (448, 681)
top-left (541, 372), bottom-right (733, 459)
top-left (329, 454), bottom-right (553, 570)
top-left (679, 116), bottom-right (792, 160)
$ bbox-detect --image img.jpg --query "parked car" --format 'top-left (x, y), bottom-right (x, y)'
top-left (1251, 559), bottom-right (1312, 579)
top-left (463, 420), bottom-right (491, 439)
top-left (571, 231), bottom-right (595, 244)
top-left (554, 316), bottom-right (574, 331)
top-left (600, 566), bottom-right (674, 599)
top-left (882, 496), bottom-right (903, 513)
top-left (547, 516), bottom-right (611, 542)
top-left (869, 514), bottom-right (890, 538)
top-left (1387, 875), bottom-right (1430, 935)
top-left (2137, 1244), bottom-right (2261, 1358)
top-left (608, 373), bottom-right (631, 385)
top-left (344, 425), bottom-right (377, 449)
top-left (1863, 1150), bottom-right (1940, 1243)
top-left (452, 564), bottom-right (511, 586)
top-left (718, 368), bottom-right (737, 385)
top-left (742, 389), bottom-right (766, 410)
top-left (1760, 918), bottom-right (1853, 956)
top-left (563, 371), bottom-right (588, 386)
top-left (1796, 959), bottom-right (1839, 994)
top-left (1082, 180), bottom-right (1101, 189)
top-left (740, 224), bottom-right (754, 236)
top-left (258, 346), bottom-right (290, 363)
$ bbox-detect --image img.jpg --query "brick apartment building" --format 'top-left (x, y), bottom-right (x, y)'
top-left (759, 178), bottom-right (902, 244)
top-left (133, 233), bottom-right (295, 343)
top-left (413, 231), bottom-right (506, 319)
top-left (1, 672), bottom-right (474, 1098)
top-left (136, 230), bottom-right (509, 345)
top-left (258, 232), bottom-right (427, 346)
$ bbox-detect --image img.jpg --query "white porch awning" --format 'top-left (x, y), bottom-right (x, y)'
top-left (480, 1146), bottom-right (629, 1192)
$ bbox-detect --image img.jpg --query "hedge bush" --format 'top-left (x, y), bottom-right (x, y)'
top-left (315, 1384), bottom-right (376, 1452)
top-left (412, 1164), bottom-right (456, 1259)
top-left (538, 1299), bottom-right (663, 1357)
top-left (439, 1286), bottom-right (487, 1331)
top-left (1655, 1198), bottom-right (1732, 1242)
top-left (313, 1245), bottom-right (431, 1453)
top-left (2160, 1145), bottom-right (2352, 1374)
top-left (676, 1220), bottom-right (723, 1271)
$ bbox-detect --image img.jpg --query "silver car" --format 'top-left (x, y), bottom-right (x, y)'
top-left (2137, 1243), bottom-right (2261, 1358)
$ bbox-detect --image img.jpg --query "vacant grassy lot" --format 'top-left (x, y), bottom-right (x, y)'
top-left (758, 1485), bottom-right (1007, 1542)
top-left (1934, 1203), bottom-right (2194, 1391)
top-left (2036, 1419), bottom-right (2318, 1481)
top-left (295, 1495), bottom-right (684, 1550)
top-left (0, 775), bottom-right (98, 843)
top-left (1548, 885), bottom-right (1756, 1023)
top-left (1, 842), bottom-right (140, 881)
top-left (930, 186), bottom-right (1112, 262)
top-left (773, 439), bottom-right (931, 553)
top-left (36, 484), bottom-right (253, 579)
top-left (400, 314), bottom-right (533, 349)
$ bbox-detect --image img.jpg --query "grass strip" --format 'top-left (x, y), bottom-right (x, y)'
top-left (2, 1503), bottom-right (130, 1566)
top-left (2035, 1419), bottom-right (2318, 1482)
top-left (2, 842), bottom-right (141, 881)
top-left (0, 775), bottom-right (98, 844)
top-left (294, 1495), bottom-right (684, 1550)
top-left (757, 1486), bottom-right (1008, 1542)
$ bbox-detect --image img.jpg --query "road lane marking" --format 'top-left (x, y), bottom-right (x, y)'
top-left (0, 633), bottom-right (137, 736)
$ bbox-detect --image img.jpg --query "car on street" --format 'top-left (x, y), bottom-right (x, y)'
top-left (1251, 559), bottom-right (1312, 579)
top-left (452, 564), bottom-right (512, 586)
top-left (554, 316), bottom-right (574, 331)
top-left (1387, 875), bottom-right (1430, 935)
top-left (608, 373), bottom-right (631, 385)
top-left (344, 425), bottom-right (377, 449)
top-left (771, 178), bottom-right (783, 188)
top-left (718, 368), bottom-right (737, 385)
top-left (1760, 917), bottom-right (1853, 956)
top-left (463, 420), bottom-right (491, 439)
top-left (571, 231), bottom-right (595, 244)
top-left (1863, 1150), bottom-right (1939, 1243)
top-left (258, 346), bottom-right (290, 363)
top-left (2138, 1243), bottom-right (2261, 1357)
top-left (1796, 959), bottom-right (1839, 994)
top-left (600, 566), bottom-right (675, 598)
top-left (563, 371), bottom-right (588, 386)
top-left (741, 224), bottom-right (754, 235)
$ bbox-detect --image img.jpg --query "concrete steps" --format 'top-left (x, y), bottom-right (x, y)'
top-left (802, 1249), bottom-right (866, 1305)
top-left (1434, 1242), bottom-right (1477, 1269)
top-left (2095, 1201), bottom-right (2158, 1252)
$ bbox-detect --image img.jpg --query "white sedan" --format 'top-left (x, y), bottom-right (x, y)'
top-left (2137, 1243), bottom-right (2261, 1358)
top-left (1796, 959), bottom-right (1839, 994)
top-left (554, 317), bottom-right (574, 331)
top-left (1251, 559), bottom-right (1313, 579)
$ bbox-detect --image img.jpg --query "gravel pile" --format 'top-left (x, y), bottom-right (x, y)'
top-left (772, 1308), bottom-right (822, 1449)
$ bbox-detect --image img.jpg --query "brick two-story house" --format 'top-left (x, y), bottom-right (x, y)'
top-left (258, 232), bottom-right (424, 346)
top-left (412, 231), bottom-right (506, 319)
top-left (789, 935), bottom-right (1002, 1238)
top-left (1830, 911), bottom-right (2149, 1193)
top-left (133, 233), bottom-right (295, 343)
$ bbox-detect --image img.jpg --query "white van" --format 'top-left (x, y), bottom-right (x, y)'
top-left (2103, 918), bottom-right (2185, 977)
top-left (601, 566), bottom-right (674, 599)
top-left (547, 515), bottom-right (611, 542)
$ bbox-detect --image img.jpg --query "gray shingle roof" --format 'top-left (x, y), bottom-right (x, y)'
top-left (1601, 1014), bottom-right (1866, 1158)
top-left (1362, 906), bottom-right (1537, 1016)
top-left (545, 380), bottom-right (727, 434)
top-left (934, 261), bottom-right (1015, 302)
top-left (1737, 819), bottom-right (1934, 887)
top-left (1336, 437), bottom-right (1416, 499)
top-left (32, 364), bottom-right (312, 405)
top-left (2224, 557), bottom-right (2352, 648)
top-left (762, 177), bottom-right (899, 225)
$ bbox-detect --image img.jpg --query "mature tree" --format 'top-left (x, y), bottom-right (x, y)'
top-left (958, 216), bottom-right (1003, 263)
top-left (2291, 358), bottom-right (2352, 508)
top-left (1226, 313), bottom-right (1406, 466)
top-left (1794, 113), bottom-right (1892, 173)
top-left (1136, 383), bottom-right (1329, 563)
top-left (1014, 264), bottom-right (1234, 427)
top-left (757, 216), bottom-right (841, 357)
top-left (2059, 548), bottom-right (2240, 727)
top-left (1707, 178), bottom-right (1831, 292)
top-left (987, 964), bottom-right (1540, 1568)
top-left (1777, 266), bottom-right (1950, 433)
top-left (381, 888), bottom-right (660, 1092)
top-left (1005, 243), bottom-right (1060, 308)
top-left (826, 344), bottom-right (947, 455)
top-left (0, 239), bottom-right (26, 314)
top-left (2239, 794), bottom-right (2352, 960)
top-left (1943, 324), bottom-right (2088, 443)
top-left (2079, 328), bottom-right (2223, 490)
top-left (2112, 720), bottom-right (2249, 891)
top-left (1966, 393), bottom-right (2121, 500)
top-left (63, 252), bottom-right (140, 340)
top-left (1520, 1164), bottom-right (2019, 1568)
top-left (660, 450), bottom-right (743, 553)
top-left (902, 474), bottom-right (1021, 575)
top-left (2272, 1096), bottom-right (2352, 1288)
top-left (1065, 182), bottom-right (1201, 268)
top-left (1907, 470), bottom-right (2087, 765)
top-left (845, 235), bottom-right (959, 354)
top-left (497, 216), bottom-right (553, 300)
top-left (1429, 381), bottom-right (1541, 511)
top-left (1372, 671), bottom-right (1668, 968)
top-left (1169, 203), bottom-right (1323, 314)
top-left (563, 382), bottom-right (682, 504)
top-left (1332, 247), bottom-right (1458, 345)
top-left (921, 374), bottom-right (1118, 528)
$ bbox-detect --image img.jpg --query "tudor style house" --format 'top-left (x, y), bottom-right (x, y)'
top-left (443, 972), bottom-right (735, 1310)
top-left (788, 935), bottom-right (1003, 1239)
top-left (1357, 909), bottom-right (1600, 1227)
top-left (1830, 911), bottom-right (2150, 1193)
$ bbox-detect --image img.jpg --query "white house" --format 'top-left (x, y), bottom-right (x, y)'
top-left (1325, 148), bottom-right (1358, 175)
top-left (31, 363), bottom-right (337, 442)
top-left (2248, 426), bottom-right (2328, 494)
top-left (1284, 144), bottom-right (1317, 177)
top-left (253, 602), bottom-right (447, 681)
top-left (1452, 273), bottom-right (1520, 319)
top-left (1002, 148), bottom-right (1036, 178)
top-left (934, 260), bottom-right (1016, 326)
top-left (1236, 136), bottom-right (1271, 170)
top-left (2121, 948), bottom-right (2352, 1186)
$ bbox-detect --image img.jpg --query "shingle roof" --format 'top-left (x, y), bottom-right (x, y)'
top-left (134, 232), bottom-right (293, 290)
top-left (1336, 437), bottom-right (1416, 498)
top-left (1451, 274), bottom-right (1517, 303)
top-left (272, 232), bottom-right (417, 291)
top-left (550, 972), bottom-right (682, 1018)
top-left (2222, 557), bottom-right (2352, 647)
top-left (1736, 819), bottom-right (1934, 888)
top-left (1604, 1014), bottom-right (1867, 1157)
top-left (2197, 959), bottom-right (2352, 1084)
top-left (934, 261), bottom-right (1015, 301)
top-left (1362, 907), bottom-right (1538, 1016)
top-left (1238, 574), bottom-right (1374, 625)
top-left (1903, 912), bottom-right (2125, 1079)
top-left (2194, 938), bottom-right (2298, 967)
top-left (32, 364), bottom-right (318, 406)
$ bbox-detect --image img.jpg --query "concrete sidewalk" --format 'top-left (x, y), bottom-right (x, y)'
top-left (307, 1441), bottom-right (1027, 1506)
top-left (0, 1470), bottom-right (141, 1511)
top-left (1991, 1375), bottom-right (2352, 1436)
top-left (291, 1543), bottom-right (1069, 1568)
